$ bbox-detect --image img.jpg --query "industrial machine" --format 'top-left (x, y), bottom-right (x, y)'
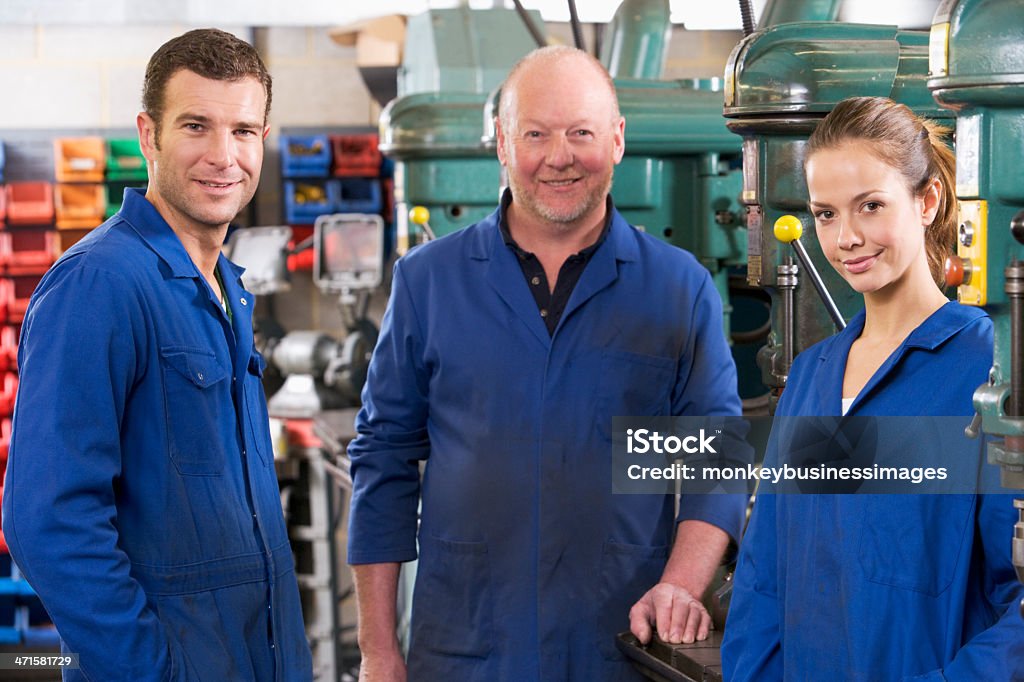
top-left (225, 216), bottom-right (385, 417)
top-left (378, 6), bottom-right (543, 254)
top-left (722, 21), bottom-right (953, 403)
top-left (927, 0), bottom-right (1024, 613)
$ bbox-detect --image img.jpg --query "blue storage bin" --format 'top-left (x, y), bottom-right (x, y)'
top-left (0, 141), bottom-right (5, 184)
top-left (338, 179), bottom-right (382, 213)
top-left (280, 135), bottom-right (331, 178)
top-left (284, 179), bottom-right (340, 224)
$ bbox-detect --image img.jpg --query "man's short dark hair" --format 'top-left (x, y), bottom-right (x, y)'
top-left (142, 28), bottom-right (272, 139)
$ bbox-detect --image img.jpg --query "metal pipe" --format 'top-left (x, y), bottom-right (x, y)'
top-left (1006, 261), bottom-right (1024, 416)
top-left (790, 239), bottom-right (846, 330)
top-left (567, 0), bottom-right (586, 51)
top-left (599, 0), bottom-right (672, 79)
top-left (759, 0), bottom-right (842, 27)
top-left (512, 0), bottom-right (546, 48)
top-left (777, 258), bottom-right (798, 376)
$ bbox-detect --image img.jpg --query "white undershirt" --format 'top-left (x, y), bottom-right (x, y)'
top-left (841, 397), bottom-right (854, 415)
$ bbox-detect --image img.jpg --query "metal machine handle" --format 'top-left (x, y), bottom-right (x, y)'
top-left (774, 215), bottom-right (846, 330)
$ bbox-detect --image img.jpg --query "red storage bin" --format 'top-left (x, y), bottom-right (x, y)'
top-left (0, 186), bottom-right (6, 228)
top-left (4, 274), bottom-right (43, 323)
top-left (0, 282), bottom-right (9, 324)
top-left (0, 419), bottom-right (10, 483)
top-left (0, 326), bottom-right (17, 373)
top-left (5, 182), bottom-right (54, 227)
top-left (0, 494), bottom-right (6, 553)
top-left (2, 230), bottom-right (57, 276)
top-left (330, 134), bottom-right (382, 178)
top-left (287, 226), bottom-right (314, 272)
top-left (0, 373), bottom-right (17, 418)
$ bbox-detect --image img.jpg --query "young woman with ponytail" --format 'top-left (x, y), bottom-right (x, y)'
top-left (722, 97), bottom-right (1024, 681)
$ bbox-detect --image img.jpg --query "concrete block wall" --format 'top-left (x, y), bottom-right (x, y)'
top-left (0, 22), bottom-right (742, 131)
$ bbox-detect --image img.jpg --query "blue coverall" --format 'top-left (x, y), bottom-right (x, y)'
top-left (722, 302), bottom-right (1024, 680)
top-left (2, 189), bottom-right (313, 681)
top-left (348, 204), bottom-right (746, 681)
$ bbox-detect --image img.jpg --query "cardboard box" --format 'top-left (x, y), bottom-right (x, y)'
top-left (329, 14), bottom-right (406, 67)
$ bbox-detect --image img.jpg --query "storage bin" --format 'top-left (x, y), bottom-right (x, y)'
top-left (105, 138), bottom-right (148, 182)
top-left (2, 231), bottom-right (57, 276)
top-left (284, 180), bottom-right (340, 224)
top-left (330, 134), bottom-right (382, 177)
top-left (3, 273), bottom-right (45, 322)
top-left (54, 137), bottom-right (105, 183)
top-left (0, 327), bottom-right (17, 373)
top-left (57, 228), bottom-right (93, 255)
top-left (337, 179), bottom-right (382, 213)
top-left (280, 135), bottom-right (331, 178)
top-left (55, 184), bottom-right (106, 229)
top-left (4, 183), bottom-right (53, 227)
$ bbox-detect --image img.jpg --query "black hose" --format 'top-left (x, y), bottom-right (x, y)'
top-left (513, 0), bottom-right (546, 48)
top-left (739, 0), bottom-right (756, 36)
top-left (568, 0), bottom-right (586, 51)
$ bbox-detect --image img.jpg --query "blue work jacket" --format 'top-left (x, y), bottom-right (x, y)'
top-left (348, 204), bottom-right (745, 681)
top-left (3, 189), bottom-right (312, 681)
top-left (722, 303), bottom-right (1024, 681)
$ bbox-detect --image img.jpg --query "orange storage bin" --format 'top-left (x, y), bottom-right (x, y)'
top-left (330, 134), bottom-right (382, 178)
top-left (5, 183), bottom-right (54, 227)
top-left (2, 230), bottom-right (57, 276)
top-left (55, 184), bottom-right (106, 229)
top-left (0, 187), bottom-right (6, 228)
top-left (54, 137), bottom-right (106, 183)
top-left (57, 228), bottom-right (93, 255)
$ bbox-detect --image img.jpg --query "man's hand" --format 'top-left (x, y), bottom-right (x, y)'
top-left (629, 582), bottom-right (712, 645)
top-left (358, 651), bottom-right (407, 682)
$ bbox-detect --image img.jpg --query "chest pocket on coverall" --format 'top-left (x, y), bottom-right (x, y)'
top-left (160, 347), bottom-right (231, 476)
top-left (859, 495), bottom-right (975, 596)
top-left (597, 349), bottom-right (676, 441)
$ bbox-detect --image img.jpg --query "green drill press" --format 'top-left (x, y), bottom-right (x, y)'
top-left (723, 21), bottom-right (955, 408)
top-left (928, 0), bottom-right (1024, 616)
top-left (379, 6), bottom-right (544, 254)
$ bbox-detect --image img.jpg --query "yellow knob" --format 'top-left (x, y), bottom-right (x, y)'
top-left (773, 215), bottom-right (803, 243)
top-left (409, 206), bottom-right (430, 225)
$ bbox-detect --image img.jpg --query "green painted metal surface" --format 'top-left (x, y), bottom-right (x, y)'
top-left (399, 7), bottom-right (543, 98)
top-left (725, 23), bottom-right (943, 117)
top-left (383, 8), bottom-right (541, 253)
top-left (759, 0), bottom-right (842, 27)
top-left (600, 0), bottom-right (672, 80)
top-left (724, 22), bottom-right (956, 398)
top-left (929, 0), bottom-right (1024, 455)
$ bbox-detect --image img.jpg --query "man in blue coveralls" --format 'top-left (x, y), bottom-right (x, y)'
top-left (2, 29), bottom-right (312, 681)
top-left (348, 46), bottom-right (745, 681)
